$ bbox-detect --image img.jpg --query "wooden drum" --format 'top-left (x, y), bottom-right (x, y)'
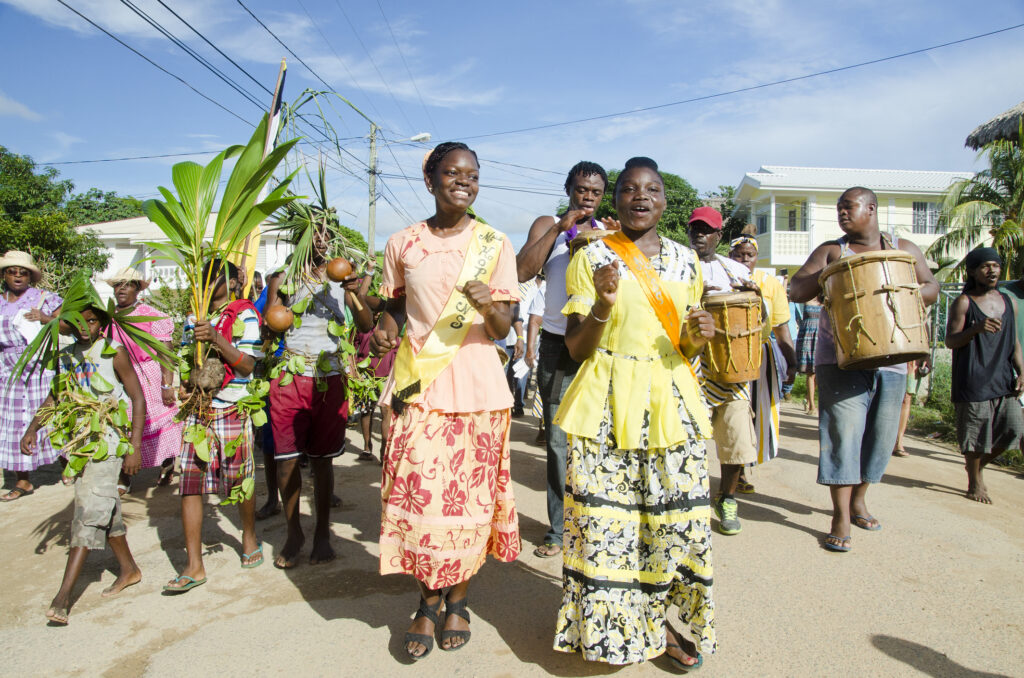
top-left (819, 250), bottom-right (929, 370)
top-left (702, 291), bottom-right (763, 383)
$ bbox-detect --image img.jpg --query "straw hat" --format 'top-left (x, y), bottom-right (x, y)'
top-left (103, 267), bottom-right (151, 290)
top-left (0, 250), bottom-right (43, 282)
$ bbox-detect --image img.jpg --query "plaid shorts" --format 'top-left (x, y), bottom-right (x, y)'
top-left (71, 456), bottom-right (126, 550)
top-left (178, 408), bottom-right (254, 497)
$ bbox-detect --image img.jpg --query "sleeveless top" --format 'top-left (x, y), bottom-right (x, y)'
top-left (284, 280), bottom-right (352, 376)
top-left (951, 292), bottom-right (1017, 403)
top-left (815, 234), bottom-right (908, 374)
top-left (541, 218), bottom-right (601, 335)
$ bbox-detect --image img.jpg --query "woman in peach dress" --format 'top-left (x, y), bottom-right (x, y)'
top-left (371, 142), bottom-right (521, 661)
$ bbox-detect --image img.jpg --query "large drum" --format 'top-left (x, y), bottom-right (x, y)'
top-left (703, 291), bottom-right (763, 383)
top-left (819, 250), bottom-right (929, 370)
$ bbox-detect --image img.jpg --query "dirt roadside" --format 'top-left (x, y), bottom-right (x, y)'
top-left (0, 402), bottom-right (1020, 677)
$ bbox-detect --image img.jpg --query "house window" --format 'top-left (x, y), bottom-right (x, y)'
top-left (788, 210), bottom-right (796, 230)
top-left (756, 214), bottom-right (769, 234)
top-left (912, 202), bottom-right (943, 234)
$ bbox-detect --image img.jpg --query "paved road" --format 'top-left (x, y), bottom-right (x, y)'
top-left (1, 402), bottom-right (1021, 677)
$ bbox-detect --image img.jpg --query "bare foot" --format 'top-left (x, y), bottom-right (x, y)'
top-left (966, 485), bottom-right (992, 504)
top-left (309, 536), bottom-right (336, 565)
top-left (274, 534), bottom-right (305, 569)
top-left (101, 568), bottom-right (142, 597)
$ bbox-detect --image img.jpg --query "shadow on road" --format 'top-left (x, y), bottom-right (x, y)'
top-left (871, 635), bottom-right (1011, 677)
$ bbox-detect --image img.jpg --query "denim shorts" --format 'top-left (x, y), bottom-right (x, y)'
top-left (817, 363), bottom-right (906, 485)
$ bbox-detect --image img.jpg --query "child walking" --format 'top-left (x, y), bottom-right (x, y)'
top-left (20, 303), bottom-right (147, 625)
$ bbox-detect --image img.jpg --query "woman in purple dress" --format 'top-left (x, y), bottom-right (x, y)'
top-left (0, 251), bottom-right (63, 501)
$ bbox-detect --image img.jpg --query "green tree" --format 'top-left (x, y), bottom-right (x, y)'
top-left (927, 121), bottom-right (1024, 279)
top-left (706, 184), bottom-right (750, 241)
top-left (0, 212), bottom-right (110, 296)
top-left (64, 188), bottom-right (144, 226)
top-left (0, 146), bottom-right (73, 219)
top-left (591, 169), bottom-right (703, 245)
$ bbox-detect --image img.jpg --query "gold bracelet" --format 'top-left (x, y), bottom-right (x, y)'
top-left (590, 308), bottom-right (611, 323)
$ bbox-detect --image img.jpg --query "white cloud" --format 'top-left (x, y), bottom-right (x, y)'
top-left (0, 90), bottom-right (42, 121)
top-left (36, 131), bottom-right (84, 162)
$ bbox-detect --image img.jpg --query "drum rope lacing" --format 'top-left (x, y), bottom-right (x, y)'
top-left (706, 297), bottom-right (764, 377)
top-left (831, 259), bottom-right (877, 357)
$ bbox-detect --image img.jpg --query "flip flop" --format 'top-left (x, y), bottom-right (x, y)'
top-left (356, 451), bottom-right (376, 462)
top-left (824, 534), bottom-right (852, 552)
top-left (852, 514), bottom-right (882, 531)
top-left (163, 575), bottom-right (207, 593)
top-left (533, 542), bottom-right (561, 558)
top-left (666, 641), bottom-right (703, 672)
top-left (892, 448), bottom-right (909, 458)
top-left (45, 606), bottom-right (69, 625)
top-left (241, 543), bottom-right (264, 569)
top-left (1, 486), bottom-right (34, 501)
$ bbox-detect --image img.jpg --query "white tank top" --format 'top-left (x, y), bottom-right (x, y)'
top-left (541, 218), bottom-right (601, 336)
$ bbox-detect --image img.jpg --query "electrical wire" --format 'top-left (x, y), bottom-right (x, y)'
top-left (375, 0), bottom-right (436, 133)
top-left (459, 22), bottom-right (1024, 140)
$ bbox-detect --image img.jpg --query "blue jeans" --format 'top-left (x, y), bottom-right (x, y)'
top-left (505, 346), bottom-right (528, 412)
top-left (817, 364), bottom-right (906, 484)
top-left (536, 331), bottom-right (580, 545)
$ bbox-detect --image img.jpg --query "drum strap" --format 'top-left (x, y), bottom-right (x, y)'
top-left (602, 232), bottom-right (699, 382)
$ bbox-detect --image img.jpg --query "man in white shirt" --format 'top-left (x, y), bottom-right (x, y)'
top-left (516, 162), bottom-right (607, 558)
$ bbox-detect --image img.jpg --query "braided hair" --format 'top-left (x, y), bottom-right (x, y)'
top-left (563, 161), bottom-right (608, 194)
top-left (423, 142), bottom-right (479, 178)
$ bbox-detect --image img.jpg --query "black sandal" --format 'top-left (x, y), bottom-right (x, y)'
top-left (404, 596), bottom-right (442, 661)
top-left (440, 593), bottom-right (471, 651)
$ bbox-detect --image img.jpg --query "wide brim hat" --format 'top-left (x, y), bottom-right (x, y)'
top-left (0, 250), bottom-right (43, 282)
top-left (103, 267), bottom-right (151, 290)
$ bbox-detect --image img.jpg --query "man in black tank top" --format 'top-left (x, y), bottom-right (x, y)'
top-left (945, 247), bottom-right (1024, 504)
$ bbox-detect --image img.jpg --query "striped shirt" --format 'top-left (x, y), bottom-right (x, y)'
top-left (182, 308), bottom-right (263, 408)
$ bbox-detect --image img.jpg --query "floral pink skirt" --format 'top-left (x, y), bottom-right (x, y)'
top-left (132, 359), bottom-right (183, 468)
top-left (380, 405), bottom-right (520, 588)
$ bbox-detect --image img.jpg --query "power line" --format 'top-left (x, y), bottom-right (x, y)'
top-left (460, 22), bottom-right (1024, 140)
top-left (119, 0), bottom-right (266, 111)
top-left (375, 0), bottom-right (436, 133)
top-left (333, 0), bottom-right (417, 134)
top-left (234, 0), bottom-right (333, 92)
top-left (56, 0), bottom-right (252, 126)
top-left (47, 151), bottom-right (219, 165)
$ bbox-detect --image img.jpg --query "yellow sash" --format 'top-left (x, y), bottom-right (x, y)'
top-left (392, 221), bottom-right (504, 403)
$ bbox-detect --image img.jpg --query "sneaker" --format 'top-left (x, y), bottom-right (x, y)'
top-left (714, 495), bottom-right (742, 535)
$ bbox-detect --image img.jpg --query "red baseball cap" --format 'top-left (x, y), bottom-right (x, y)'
top-left (688, 206), bottom-right (723, 231)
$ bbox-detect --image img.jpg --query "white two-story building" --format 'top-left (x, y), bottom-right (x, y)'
top-left (734, 165), bottom-right (974, 272)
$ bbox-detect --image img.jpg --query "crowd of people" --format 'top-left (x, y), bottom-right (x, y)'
top-left (1, 144), bottom-right (1022, 670)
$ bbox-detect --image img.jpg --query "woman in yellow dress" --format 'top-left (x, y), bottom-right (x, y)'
top-left (552, 157), bottom-right (716, 669)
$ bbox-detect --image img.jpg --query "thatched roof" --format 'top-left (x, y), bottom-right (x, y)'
top-left (965, 101), bottom-right (1024, 150)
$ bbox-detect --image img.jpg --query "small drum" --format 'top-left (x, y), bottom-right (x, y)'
top-left (702, 291), bottom-right (764, 383)
top-left (819, 250), bottom-right (929, 370)
top-left (568, 227), bottom-right (613, 256)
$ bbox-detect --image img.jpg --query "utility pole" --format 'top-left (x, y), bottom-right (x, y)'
top-left (367, 122), bottom-right (378, 257)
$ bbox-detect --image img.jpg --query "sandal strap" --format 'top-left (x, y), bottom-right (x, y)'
top-left (413, 597), bottom-right (442, 624)
top-left (444, 595), bottom-right (471, 623)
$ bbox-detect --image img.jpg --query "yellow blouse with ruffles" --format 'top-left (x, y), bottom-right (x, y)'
top-left (552, 238), bottom-right (712, 450)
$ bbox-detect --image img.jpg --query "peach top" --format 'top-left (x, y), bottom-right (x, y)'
top-left (379, 220), bottom-right (519, 413)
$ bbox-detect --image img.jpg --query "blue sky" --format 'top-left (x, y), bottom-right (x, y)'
top-left (2, 0), bottom-right (1023, 249)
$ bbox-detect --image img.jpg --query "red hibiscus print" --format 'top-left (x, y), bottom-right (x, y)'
top-left (390, 472), bottom-right (432, 514)
top-left (419, 533), bottom-right (433, 548)
top-left (494, 531), bottom-right (520, 561)
top-left (400, 547), bottom-right (433, 580)
top-left (469, 465), bottom-right (487, 489)
top-left (438, 415), bottom-right (465, 447)
top-left (495, 469), bottom-right (510, 493)
top-left (442, 480), bottom-right (467, 516)
top-left (434, 559), bottom-right (463, 588)
top-left (474, 431), bottom-right (501, 466)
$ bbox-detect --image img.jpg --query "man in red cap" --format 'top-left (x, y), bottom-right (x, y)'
top-left (687, 207), bottom-right (760, 536)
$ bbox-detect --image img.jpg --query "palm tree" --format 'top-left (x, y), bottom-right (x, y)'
top-left (928, 120), bottom-right (1024, 279)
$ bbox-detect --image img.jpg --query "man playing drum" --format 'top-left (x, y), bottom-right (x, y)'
top-left (687, 207), bottom-right (761, 536)
top-left (790, 187), bottom-right (938, 552)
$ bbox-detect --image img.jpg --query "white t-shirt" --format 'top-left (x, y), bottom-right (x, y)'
top-left (542, 219), bottom-right (601, 335)
top-left (700, 255), bottom-right (751, 295)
